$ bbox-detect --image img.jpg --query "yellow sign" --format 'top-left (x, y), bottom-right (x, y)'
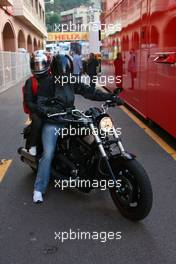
top-left (47, 32), bottom-right (89, 42)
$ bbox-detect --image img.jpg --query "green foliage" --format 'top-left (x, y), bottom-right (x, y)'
top-left (46, 13), bottom-right (60, 24)
top-left (46, 12), bottom-right (60, 32)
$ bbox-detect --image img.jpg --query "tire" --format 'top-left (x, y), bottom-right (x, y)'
top-left (109, 158), bottom-right (153, 221)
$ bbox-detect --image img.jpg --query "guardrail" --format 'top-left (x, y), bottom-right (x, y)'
top-left (0, 51), bottom-right (31, 93)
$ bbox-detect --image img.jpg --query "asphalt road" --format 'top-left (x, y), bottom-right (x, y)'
top-left (0, 83), bottom-right (176, 264)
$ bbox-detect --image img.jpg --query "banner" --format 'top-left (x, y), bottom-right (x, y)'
top-left (47, 32), bottom-right (89, 42)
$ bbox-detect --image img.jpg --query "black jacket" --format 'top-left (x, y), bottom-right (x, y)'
top-left (24, 74), bottom-right (53, 114)
top-left (24, 74), bottom-right (114, 117)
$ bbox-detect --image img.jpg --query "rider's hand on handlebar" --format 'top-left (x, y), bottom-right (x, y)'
top-left (37, 105), bottom-right (59, 118)
top-left (47, 107), bottom-right (60, 115)
top-left (112, 96), bottom-right (124, 106)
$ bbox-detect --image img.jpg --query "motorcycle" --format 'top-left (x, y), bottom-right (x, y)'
top-left (18, 89), bottom-right (153, 221)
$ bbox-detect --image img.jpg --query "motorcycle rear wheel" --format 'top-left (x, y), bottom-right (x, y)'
top-left (109, 158), bottom-right (153, 221)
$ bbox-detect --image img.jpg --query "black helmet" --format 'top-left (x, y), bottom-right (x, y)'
top-left (50, 54), bottom-right (73, 78)
top-left (30, 50), bottom-right (50, 76)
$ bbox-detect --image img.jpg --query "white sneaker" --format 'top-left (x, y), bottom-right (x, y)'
top-left (33, 190), bottom-right (43, 203)
top-left (29, 146), bottom-right (37, 156)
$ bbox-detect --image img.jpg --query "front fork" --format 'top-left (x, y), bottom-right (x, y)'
top-left (89, 123), bottom-right (125, 182)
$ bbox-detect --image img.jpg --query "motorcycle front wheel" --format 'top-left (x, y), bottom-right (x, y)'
top-left (109, 158), bottom-right (153, 221)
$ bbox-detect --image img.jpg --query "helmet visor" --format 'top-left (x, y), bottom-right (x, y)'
top-left (30, 53), bottom-right (49, 75)
top-left (32, 61), bottom-right (47, 71)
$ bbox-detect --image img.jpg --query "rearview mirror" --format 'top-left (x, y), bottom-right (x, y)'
top-left (154, 52), bottom-right (176, 64)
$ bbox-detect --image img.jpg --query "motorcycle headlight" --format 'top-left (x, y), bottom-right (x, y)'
top-left (99, 117), bottom-right (113, 133)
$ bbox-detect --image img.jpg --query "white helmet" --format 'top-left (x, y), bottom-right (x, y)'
top-left (30, 50), bottom-right (50, 76)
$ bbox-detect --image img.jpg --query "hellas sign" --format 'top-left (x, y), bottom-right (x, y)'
top-left (48, 32), bottom-right (89, 42)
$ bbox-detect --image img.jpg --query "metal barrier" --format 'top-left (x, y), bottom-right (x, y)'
top-left (0, 51), bottom-right (31, 93)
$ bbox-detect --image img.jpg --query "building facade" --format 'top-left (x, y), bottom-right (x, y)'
top-left (60, 5), bottom-right (100, 32)
top-left (61, 6), bottom-right (89, 32)
top-left (0, 0), bottom-right (47, 93)
top-left (0, 0), bottom-right (47, 52)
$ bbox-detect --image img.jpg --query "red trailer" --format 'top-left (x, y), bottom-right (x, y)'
top-left (101, 0), bottom-right (176, 138)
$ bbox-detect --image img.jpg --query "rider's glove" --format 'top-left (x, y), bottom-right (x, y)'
top-left (112, 96), bottom-right (124, 106)
top-left (37, 106), bottom-right (58, 118)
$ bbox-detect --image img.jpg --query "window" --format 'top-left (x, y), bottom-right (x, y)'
top-left (91, 15), bottom-right (94, 22)
top-left (164, 18), bottom-right (176, 47)
top-left (42, 10), bottom-right (45, 22)
top-left (35, 0), bottom-right (38, 14)
top-left (39, 4), bottom-right (42, 18)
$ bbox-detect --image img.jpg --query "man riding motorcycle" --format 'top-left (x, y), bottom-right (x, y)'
top-left (23, 51), bottom-right (51, 156)
top-left (32, 54), bottom-right (123, 203)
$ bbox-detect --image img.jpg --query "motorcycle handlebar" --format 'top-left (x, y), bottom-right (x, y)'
top-left (47, 112), bottom-right (67, 118)
top-left (47, 97), bottom-right (124, 119)
top-left (47, 109), bottom-right (91, 119)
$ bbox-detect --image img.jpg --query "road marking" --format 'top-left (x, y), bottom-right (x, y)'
top-left (0, 159), bottom-right (12, 182)
top-left (120, 106), bottom-right (176, 160)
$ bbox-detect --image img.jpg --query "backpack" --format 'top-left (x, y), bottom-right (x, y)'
top-left (22, 76), bottom-right (38, 114)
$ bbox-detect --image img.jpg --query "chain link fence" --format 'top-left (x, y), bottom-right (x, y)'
top-left (0, 51), bottom-right (31, 93)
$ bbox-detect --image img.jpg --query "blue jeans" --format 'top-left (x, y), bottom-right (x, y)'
top-left (34, 122), bottom-right (63, 194)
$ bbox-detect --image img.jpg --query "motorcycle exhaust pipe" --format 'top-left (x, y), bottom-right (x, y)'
top-left (18, 148), bottom-right (36, 162)
top-left (18, 148), bottom-right (37, 169)
top-left (22, 157), bottom-right (37, 170)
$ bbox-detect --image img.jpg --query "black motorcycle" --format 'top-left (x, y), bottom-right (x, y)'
top-left (18, 90), bottom-right (153, 221)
